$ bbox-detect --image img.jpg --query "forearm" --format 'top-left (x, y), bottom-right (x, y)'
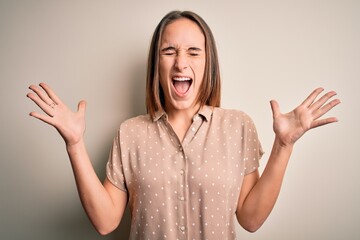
top-left (237, 88), bottom-right (339, 232)
top-left (27, 83), bottom-right (125, 234)
top-left (66, 140), bottom-right (120, 234)
top-left (237, 137), bottom-right (293, 232)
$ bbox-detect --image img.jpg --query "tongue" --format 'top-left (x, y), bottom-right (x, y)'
top-left (173, 81), bottom-right (191, 94)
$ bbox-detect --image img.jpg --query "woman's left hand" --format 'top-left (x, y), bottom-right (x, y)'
top-left (270, 88), bottom-right (341, 147)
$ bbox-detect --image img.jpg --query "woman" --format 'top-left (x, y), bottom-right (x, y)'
top-left (27, 11), bottom-right (340, 239)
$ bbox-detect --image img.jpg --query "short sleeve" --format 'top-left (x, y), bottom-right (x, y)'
top-left (106, 131), bottom-right (127, 192)
top-left (242, 114), bottom-right (264, 175)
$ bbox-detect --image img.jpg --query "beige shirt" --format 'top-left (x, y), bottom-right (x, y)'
top-left (106, 106), bottom-right (264, 240)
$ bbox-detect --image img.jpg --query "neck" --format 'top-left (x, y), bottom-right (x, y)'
top-left (166, 103), bottom-right (200, 124)
top-left (165, 104), bottom-right (201, 141)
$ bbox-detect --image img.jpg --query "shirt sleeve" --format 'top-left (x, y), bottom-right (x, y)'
top-left (242, 113), bottom-right (264, 175)
top-left (106, 130), bottom-right (127, 192)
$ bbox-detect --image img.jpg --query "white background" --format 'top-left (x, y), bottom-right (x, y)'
top-left (1, 0), bottom-right (359, 239)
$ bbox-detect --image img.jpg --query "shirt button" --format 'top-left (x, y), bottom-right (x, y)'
top-left (191, 127), bottom-right (196, 132)
top-left (179, 146), bottom-right (183, 151)
top-left (179, 196), bottom-right (185, 201)
top-left (180, 169), bottom-right (185, 175)
top-left (180, 226), bottom-right (185, 231)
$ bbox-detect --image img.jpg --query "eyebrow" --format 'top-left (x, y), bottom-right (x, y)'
top-left (160, 46), bottom-right (176, 52)
top-left (160, 46), bottom-right (203, 52)
top-left (188, 47), bottom-right (202, 51)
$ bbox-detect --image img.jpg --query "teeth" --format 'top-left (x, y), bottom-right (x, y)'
top-left (173, 77), bottom-right (191, 81)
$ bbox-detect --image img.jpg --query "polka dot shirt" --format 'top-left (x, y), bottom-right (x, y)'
top-left (106, 106), bottom-right (264, 240)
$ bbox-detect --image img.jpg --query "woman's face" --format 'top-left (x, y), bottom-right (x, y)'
top-left (159, 18), bottom-right (206, 114)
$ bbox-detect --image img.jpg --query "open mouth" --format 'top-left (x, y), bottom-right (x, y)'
top-left (172, 77), bottom-right (193, 95)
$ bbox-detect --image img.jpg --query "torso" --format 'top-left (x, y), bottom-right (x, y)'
top-left (106, 106), bottom-right (263, 239)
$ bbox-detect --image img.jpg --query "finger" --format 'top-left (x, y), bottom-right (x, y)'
top-left (313, 98), bottom-right (341, 120)
top-left (27, 92), bottom-right (54, 116)
top-left (270, 100), bottom-right (281, 118)
top-left (29, 84), bottom-right (55, 106)
top-left (301, 87), bottom-right (324, 107)
top-left (310, 117), bottom-right (338, 129)
top-left (309, 90), bottom-right (337, 111)
top-left (39, 83), bottom-right (63, 105)
top-left (77, 100), bottom-right (86, 115)
top-left (29, 111), bottom-right (56, 126)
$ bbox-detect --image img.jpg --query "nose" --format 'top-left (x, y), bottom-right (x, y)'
top-left (174, 54), bottom-right (188, 71)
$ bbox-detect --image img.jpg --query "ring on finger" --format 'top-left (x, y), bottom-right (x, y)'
top-left (48, 102), bottom-right (56, 108)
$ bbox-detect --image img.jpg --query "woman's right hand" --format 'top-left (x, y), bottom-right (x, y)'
top-left (27, 83), bottom-right (86, 147)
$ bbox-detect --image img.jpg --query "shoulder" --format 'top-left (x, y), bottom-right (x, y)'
top-left (212, 107), bottom-right (254, 125)
top-left (120, 114), bottom-right (151, 127)
top-left (212, 108), bottom-right (262, 145)
top-left (117, 114), bottom-right (153, 135)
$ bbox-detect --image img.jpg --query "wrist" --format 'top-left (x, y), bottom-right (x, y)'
top-left (66, 138), bottom-right (85, 154)
top-left (266, 137), bottom-right (293, 168)
top-left (273, 136), bottom-right (294, 153)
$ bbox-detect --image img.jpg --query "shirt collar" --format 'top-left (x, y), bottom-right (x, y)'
top-left (197, 105), bottom-right (213, 122)
top-left (153, 111), bottom-right (166, 122)
top-left (152, 105), bottom-right (213, 122)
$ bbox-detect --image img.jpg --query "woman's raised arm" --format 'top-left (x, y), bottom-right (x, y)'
top-left (237, 88), bottom-right (340, 232)
top-left (27, 83), bottom-right (127, 235)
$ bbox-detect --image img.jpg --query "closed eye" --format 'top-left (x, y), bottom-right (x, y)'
top-left (189, 53), bottom-right (199, 56)
top-left (160, 46), bottom-right (203, 56)
top-left (188, 47), bottom-right (202, 56)
top-left (161, 47), bottom-right (176, 56)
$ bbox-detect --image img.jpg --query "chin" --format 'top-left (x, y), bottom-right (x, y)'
top-left (166, 98), bottom-right (198, 112)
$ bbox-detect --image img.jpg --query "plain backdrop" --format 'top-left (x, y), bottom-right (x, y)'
top-left (1, 0), bottom-right (359, 239)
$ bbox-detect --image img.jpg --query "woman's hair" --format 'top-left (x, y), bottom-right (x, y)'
top-left (146, 10), bottom-right (221, 118)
